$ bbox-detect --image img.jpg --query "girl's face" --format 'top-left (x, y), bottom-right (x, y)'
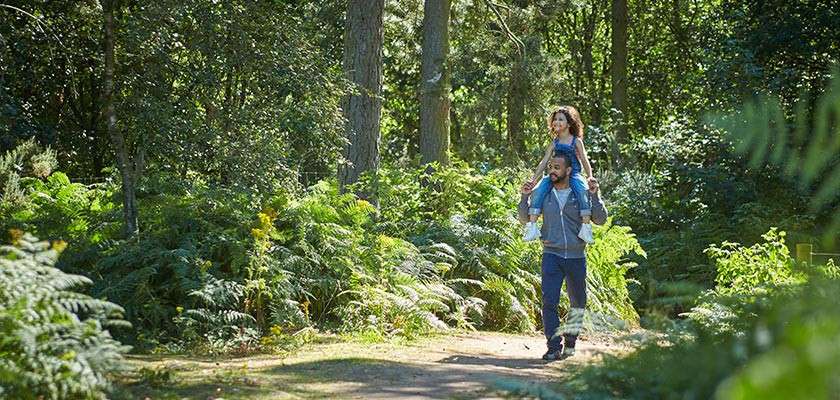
top-left (552, 112), bottom-right (568, 133)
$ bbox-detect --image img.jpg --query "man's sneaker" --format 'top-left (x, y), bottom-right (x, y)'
top-left (562, 346), bottom-right (576, 357)
top-left (542, 348), bottom-right (563, 361)
top-left (523, 221), bottom-right (541, 241)
top-left (578, 223), bottom-right (594, 244)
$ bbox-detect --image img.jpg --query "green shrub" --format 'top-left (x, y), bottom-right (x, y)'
top-left (705, 228), bottom-right (805, 295)
top-left (361, 163), bottom-right (644, 332)
top-left (716, 276), bottom-right (840, 400)
top-left (584, 219), bottom-right (646, 327)
top-left (266, 181), bottom-right (484, 339)
top-left (173, 276), bottom-right (260, 353)
top-left (558, 231), bottom-right (838, 400)
top-left (10, 171), bottom-right (118, 244)
top-left (1, 139), bottom-right (60, 236)
top-left (0, 233), bottom-right (130, 399)
top-left (87, 184), bottom-right (258, 345)
top-left (5, 162), bottom-right (646, 349)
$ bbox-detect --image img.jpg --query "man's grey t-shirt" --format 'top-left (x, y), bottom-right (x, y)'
top-left (552, 187), bottom-right (572, 212)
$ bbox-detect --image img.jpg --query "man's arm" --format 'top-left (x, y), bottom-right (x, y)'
top-left (517, 182), bottom-right (534, 223)
top-left (588, 178), bottom-right (608, 225)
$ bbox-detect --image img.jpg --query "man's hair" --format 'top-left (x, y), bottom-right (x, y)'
top-left (551, 152), bottom-right (573, 169)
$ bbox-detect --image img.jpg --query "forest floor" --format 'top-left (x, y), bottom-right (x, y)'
top-left (116, 330), bottom-right (645, 399)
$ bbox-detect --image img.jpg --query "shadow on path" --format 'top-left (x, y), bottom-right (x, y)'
top-left (437, 354), bottom-right (549, 370)
top-left (258, 355), bottom-right (560, 399)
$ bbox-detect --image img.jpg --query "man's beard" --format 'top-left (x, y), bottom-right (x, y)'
top-left (549, 172), bottom-right (566, 183)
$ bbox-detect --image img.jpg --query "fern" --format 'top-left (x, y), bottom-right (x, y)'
top-left (584, 218), bottom-right (647, 326)
top-left (0, 233), bottom-right (129, 400)
top-left (175, 276), bottom-right (260, 353)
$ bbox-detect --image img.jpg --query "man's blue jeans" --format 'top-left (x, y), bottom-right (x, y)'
top-left (541, 253), bottom-right (587, 351)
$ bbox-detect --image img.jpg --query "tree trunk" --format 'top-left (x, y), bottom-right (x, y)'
top-left (102, 0), bottom-right (138, 237)
top-left (582, 4), bottom-right (600, 125)
top-left (419, 0), bottom-right (451, 167)
top-left (507, 55), bottom-right (526, 160)
top-left (338, 0), bottom-right (384, 204)
top-left (450, 102), bottom-right (461, 153)
top-left (611, 0), bottom-right (628, 144)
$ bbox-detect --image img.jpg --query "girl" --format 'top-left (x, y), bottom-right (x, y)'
top-left (523, 106), bottom-right (596, 243)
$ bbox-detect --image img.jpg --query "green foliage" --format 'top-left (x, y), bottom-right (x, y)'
top-left (1, 1), bottom-right (346, 191)
top-left (5, 159), bottom-right (645, 350)
top-left (119, 0), bottom-right (348, 194)
top-left (10, 171), bottom-right (117, 244)
top-left (605, 116), bottom-right (815, 315)
top-left (709, 68), bottom-right (840, 244)
top-left (267, 180), bottom-right (482, 339)
top-left (706, 228), bottom-right (804, 294)
top-left (555, 227), bottom-right (839, 400)
top-left (564, 275), bottom-right (840, 400)
top-left (0, 139), bottom-right (58, 222)
top-left (174, 276), bottom-right (260, 353)
top-left (0, 233), bottom-right (130, 400)
top-left (584, 219), bottom-right (646, 326)
top-left (703, 0), bottom-right (840, 108)
top-left (85, 181), bottom-right (258, 345)
top-left (361, 162), bottom-right (643, 332)
top-left (716, 276), bottom-right (840, 400)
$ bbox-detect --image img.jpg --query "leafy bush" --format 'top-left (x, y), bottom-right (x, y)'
top-left (5, 161), bottom-right (646, 349)
top-left (173, 276), bottom-right (260, 353)
top-left (709, 68), bottom-right (840, 244)
top-left (584, 219), bottom-right (646, 326)
top-left (0, 139), bottom-right (59, 235)
top-left (604, 116), bottom-right (815, 315)
top-left (8, 172), bottom-right (117, 244)
top-left (564, 275), bottom-right (840, 400)
top-left (716, 274), bottom-right (840, 400)
top-left (705, 228), bottom-right (804, 294)
top-left (266, 181), bottom-right (485, 339)
top-left (85, 183), bottom-right (258, 346)
top-left (558, 230), bottom-right (838, 400)
top-left (0, 232), bottom-right (130, 400)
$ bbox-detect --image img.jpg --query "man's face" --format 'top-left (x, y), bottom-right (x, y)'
top-left (547, 157), bottom-right (569, 183)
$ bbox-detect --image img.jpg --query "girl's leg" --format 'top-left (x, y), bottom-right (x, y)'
top-left (570, 174), bottom-right (591, 222)
top-left (571, 174), bottom-right (594, 243)
top-left (529, 175), bottom-right (553, 218)
top-left (524, 176), bottom-right (551, 241)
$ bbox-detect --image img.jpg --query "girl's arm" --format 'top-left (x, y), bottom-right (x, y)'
top-left (575, 139), bottom-right (594, 178)
top-left (531, 141), bottom-right (554, 183)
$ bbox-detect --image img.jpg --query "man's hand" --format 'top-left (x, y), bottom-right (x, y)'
top-left (587, 176), bottom-right (599, 193)
top-left (521, 181), bottom-right (535, 195)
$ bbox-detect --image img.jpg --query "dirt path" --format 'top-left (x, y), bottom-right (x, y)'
top-left (119, 331), bottom-right (636, 399)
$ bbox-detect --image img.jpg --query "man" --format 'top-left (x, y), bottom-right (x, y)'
top-left (518, 152), bottom-right (608, 360)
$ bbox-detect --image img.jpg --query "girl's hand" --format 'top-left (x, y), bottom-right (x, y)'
top-left (521, 181), bottom-right (535, 195)
top-left (587, 176), bottom-right (599, 193)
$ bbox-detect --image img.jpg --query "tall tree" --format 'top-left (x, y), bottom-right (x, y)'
top-left (419, 0), bottom-right (451, 166)
top-left (611, 0), bottom-right (628, 144)
top-left (100, 0), bottom-right (140, 237)
top-left (485, 1), bottom-right (528, 161)
top-left (338, 0), bottom-right (384, 201)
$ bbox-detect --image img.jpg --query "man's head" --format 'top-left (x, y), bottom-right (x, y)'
top-left (547, 153), bottom-right (573, 184)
